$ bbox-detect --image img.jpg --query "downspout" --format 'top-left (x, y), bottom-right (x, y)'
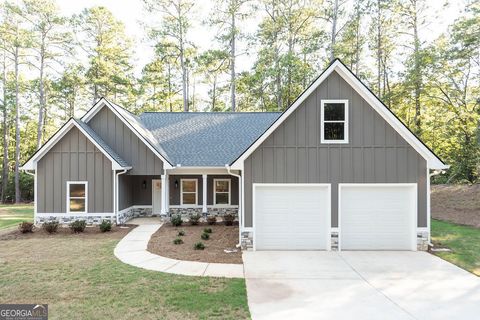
top-left (226, 165), bottom-right (242, 248)
top-left (115, 169), bottom-right (128, 225)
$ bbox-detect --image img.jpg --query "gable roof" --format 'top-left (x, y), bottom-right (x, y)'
top-left (140, 112), bottom-right (281, 166)
top-left (21, 118), bottom-right (131, 171)
top-left (230, 59), bottom-right (448, 170)
top-left (82, 98), bottom-right (174, 168)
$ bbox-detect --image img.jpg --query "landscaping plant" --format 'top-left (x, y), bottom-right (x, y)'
top-left (177, 230), bottom-right (185, 236)
top-left (206, 216), bottom-right (217, 225)
top-left (99, 220), bottom-right (112, 232)
top-left (69, 220), bottom-right (87, 233)
top-left (223, 214), bottom-right (235, 226)
top-left (173, 238), bottom-right (184, 245)
top-left (43, 221), bottom-right (59, 234)
top-left (189, 213), bottom-right (201, 225)
top-left (201, 232), bottom-right (210, 240)
top-left (18, 221), bottom-right (34, 233)
top-left (203, 228), bottom-right (212, 234)
top-left (171, 215), bottom-right (183, 227)
top-left (194, 242), bottom-right (205, 250)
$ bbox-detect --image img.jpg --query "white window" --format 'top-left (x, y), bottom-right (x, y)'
top-left (214, 179), bottom-right (230, 205)
top-left (67, 181), bottom-right (88, 213)
top-left (321, 99), bottom-right (349, 143)
top-left (181, 179), bottom-right (197, 205)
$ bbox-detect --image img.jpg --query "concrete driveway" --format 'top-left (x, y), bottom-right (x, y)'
top-left (243, 251), bottom-right (480, 320)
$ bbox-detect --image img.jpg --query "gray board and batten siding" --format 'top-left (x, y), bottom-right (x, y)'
top-left (243, 70), bottom-right (427, 228)
top-left (87, 105), bottom-right (164, 176)
top-left (37, 127), bottom-right (113, 213)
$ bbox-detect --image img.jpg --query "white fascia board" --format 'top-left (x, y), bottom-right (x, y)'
top-left (21, 119), bottom-right (128, 171)
top-left (230, 60), bottom-right (447, 170)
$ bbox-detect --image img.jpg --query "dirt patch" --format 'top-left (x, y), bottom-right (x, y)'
top-left (147, 223), bottom-right (242, 264)
top-left (0, 224), bottom-right (135, 241)
top-left (431, 184), bottom-right (480, 227)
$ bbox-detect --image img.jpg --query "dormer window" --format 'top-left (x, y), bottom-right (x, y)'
top-left (321, 99), bottom-right (349, 143)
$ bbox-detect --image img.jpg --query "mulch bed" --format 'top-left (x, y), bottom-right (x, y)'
top-left (147, 222), bottom-right (242, 264)
top-left (0, 224), bottom-right (135, 241)
top-left (432, 184), bottom-right (480, 227)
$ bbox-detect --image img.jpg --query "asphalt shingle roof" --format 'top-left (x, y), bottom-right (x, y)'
top-left (74, 119), bottom-right (130, 168)
top-left (139, 112), bottom-right (281, 166)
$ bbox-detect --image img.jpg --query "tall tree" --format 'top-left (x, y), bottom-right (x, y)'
top-left (0, 37), bottom-right (8, 203)
top-left (144, 0), bottom-right (195, 112)
top-left (322, 0), bottom-right (347, 61)
top-left (195, 49), bottom-right (229, 111)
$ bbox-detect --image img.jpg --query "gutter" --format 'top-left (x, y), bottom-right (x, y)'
top-left (115, 169), bottom-right (129, 225)
top-left (226, 165), bottom-right (242, 248)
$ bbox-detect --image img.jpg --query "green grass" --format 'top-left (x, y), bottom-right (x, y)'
top-left (431, 219), bottom-right (480, 276)
top-left (0, 230), bottom-right (250, 319)
top-left (0, 204), bottom-right (34, 230)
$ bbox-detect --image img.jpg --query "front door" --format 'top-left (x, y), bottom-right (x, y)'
top-left (152, 179), bottom-right (162, 215)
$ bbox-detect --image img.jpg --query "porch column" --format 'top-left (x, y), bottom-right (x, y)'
top-left (202, 174), bottom-right (207, 214)
top-left (161, 174), bottom-right (166, 215)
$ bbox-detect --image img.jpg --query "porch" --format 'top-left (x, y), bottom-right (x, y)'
top-left (116, 168), bottom-right (240, 224)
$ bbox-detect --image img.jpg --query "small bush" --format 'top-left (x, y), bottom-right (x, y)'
top-left (223, 214), bottom-right (235, 226)
top-left (189, 213), bottom-right (201, 225)
top-left (206, 216), bottom-right (217, 225)
top-left (69, 220), bottom-right (86, 233)
top-left (171, 215), bottom-right (183, 227)
top-left (177, 230), bottom-right (185, 236)
top-left (203, 228), bottom-right (212, 234)
top-left (99, 220), bottom-right (112, 232)
top-left (18, 221), bottom-right (34, 233)
top-left (201, 232), bottom-right (210, 240)
top-left (194, 242), bottom-right (205, 250)
top-left (173, 238), bottom-right (183, 245)
top-left (43, 221), bottom-right (59, 234)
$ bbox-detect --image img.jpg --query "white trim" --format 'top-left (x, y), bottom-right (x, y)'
top-left (81, 98), bottom-right (173, 169)
top-left (160, 175), bottom-right (167, 215)
top-left (169, 204), bottom-right (239, 209)
top-left (321, 99), bottom-right (349, 144)
top-left (21, 119), bottom-right (131, 171)
top-left (36, 213), bottom-right (115, 217)
top-left (202, 174), bottom-right (208, 213)
top-left (66, 181), bottom-right (88, 214)
top-left (213, 178), bottom-right (231, 205)
top-left (169, 167), bottom-right (230, 175)
top-left (252, 183), bottom-right (331, 251)
top-left (152, 178), bottom-right (163, 215)
top-left (180, 178), bottom-right (198, 206)
top-left (230, 60), bottom-right (447, 170)
top-left (338, 183), bottom-right (418, 251)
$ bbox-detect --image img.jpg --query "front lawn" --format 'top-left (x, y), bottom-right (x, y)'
top-left (431, 219), bottom-right (480, 276)
top-left (0, 204), bottom-right (33, 230)
top-left (0, 226), bottom-right (250, 319)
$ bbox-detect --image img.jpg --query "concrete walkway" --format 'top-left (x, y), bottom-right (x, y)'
top-left (114, 219), bottom-right (244, 278)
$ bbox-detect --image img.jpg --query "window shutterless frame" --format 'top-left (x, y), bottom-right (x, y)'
top-left (213, 178), bottom-right (231, 205)
top-left (66, 181), bottom-right (88, 214)
top-left (321, 99), bottom-right (349, 144)
top-left (180, 179), bottom-right (198, 206)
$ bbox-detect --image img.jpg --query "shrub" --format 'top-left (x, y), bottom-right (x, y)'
top-left (177, 230), bottom-right (185, 236)
top-left (99, 220), bottom-right (112, 232)
top-left (173, 238), bottom-right (183, 245)
top-left (69, 220), bottom-right (86, 233)
top-left (171, 215), bottom-right (183, 227)
top-left (18, 221), bottom-right (34, 233)
top-left (194, 242), bottom-right (205, 250)
top-left (206, 216), bottom-right (217, 225)
top-left (189, 213), bottom-right (201, 225)
top-left (203, 228), bottom-right (212, 234)
top-left (201, 232), bottom-right (210, 240)
top-left (223, 214), bottom-right (235, 226)
top-left (43, 221), bottom-right (59, 234)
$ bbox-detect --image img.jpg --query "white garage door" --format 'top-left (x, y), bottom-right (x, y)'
top-left (339, 184), bottom-right (417, 251)
top-left (254, 184), bottom-right (330, 250)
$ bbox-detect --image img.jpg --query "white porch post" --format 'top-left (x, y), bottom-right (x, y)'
top-left (202, 174), bottom-right (207, 214)
top-left (161, 174), bottom-right (167, 215)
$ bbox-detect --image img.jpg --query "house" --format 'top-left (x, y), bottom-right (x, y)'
top-left (21, 59), bottom-right (447, 251)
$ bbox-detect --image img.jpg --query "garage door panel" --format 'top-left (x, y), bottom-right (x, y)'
top-left (255, 185), bottom-right (330, 250)
top-left (340, 185), bottom-right (416, 251)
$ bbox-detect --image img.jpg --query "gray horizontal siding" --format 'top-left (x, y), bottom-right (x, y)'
top-left (37, 127), bottom-right (113, 213)
top-left (244, 70), bottom-right (427, 228)
top-left (88, 106), bottom-right (164, 175)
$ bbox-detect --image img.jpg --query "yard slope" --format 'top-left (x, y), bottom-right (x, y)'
top-left (431, 184), bottom-right (480, 227)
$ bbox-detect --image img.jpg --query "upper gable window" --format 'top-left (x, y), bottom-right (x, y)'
top-left (321, 99), bottom-right (349, 143)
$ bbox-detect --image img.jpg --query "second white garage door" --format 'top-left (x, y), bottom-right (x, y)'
top-left (339, 184), bottom-right (417, 251)
top-left (254, 184), bottom-right (330, 250)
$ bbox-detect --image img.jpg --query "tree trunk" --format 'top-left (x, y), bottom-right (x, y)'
top-left (230, 10), bottom-right (236, 112)
top-left (330, 0), bottom-right (339, 61)
top-left (376, 0), bottom-right (382, 96)
top-left (412, 0), bottom-right (422, 134)
top-left (14, 46), bottom-right (20, 203)
top-left (1, 52), bottom-right (8, 203)
top-left (36, 44), bottom-right (45, 150)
